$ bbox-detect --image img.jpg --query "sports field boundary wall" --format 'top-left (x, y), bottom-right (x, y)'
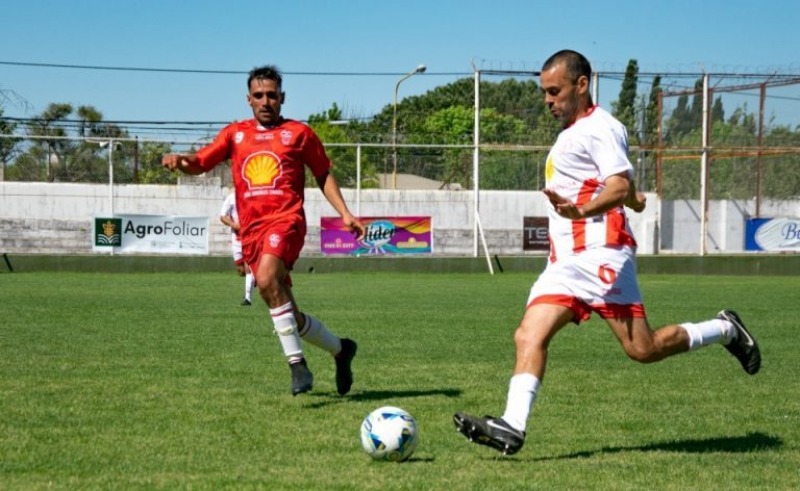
top-left (1, 253), bottom-right (797, 276)
top-left (2, 182), bottom-right (798, 256)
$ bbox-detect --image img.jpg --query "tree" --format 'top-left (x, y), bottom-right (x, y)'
top-left (76, 105), bottom-right (103, 137)
top-left (0, 107), bottom-right (18, 179)
top-left (689, 78), bottom-right (705, 130)
top-left (665, 94), bottom-right (691, 142)
top-left (416, 105), bottom-right (529, 188)
top-left (644, 75), bottom-right (662, 148)
top-left (711, 96), bottom-right (724, 124)
top-left (308, 103), bottom-right (379, 188)
top-left (137, 141), bottom-right (177, 184)
top-left (25, 103), bottom-right (73, 181)
top-left (612, 59), bottom-right (639, 138)
top-left (11, 103), bottom-right (135, 183)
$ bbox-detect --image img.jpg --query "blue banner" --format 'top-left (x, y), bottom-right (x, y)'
top-left (745, 217), bottom-right (800, 251)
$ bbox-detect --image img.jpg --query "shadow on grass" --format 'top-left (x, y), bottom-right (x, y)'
top-left (303, 388), bottom-right (462, 409)
top-left (533, 432), bottom-right (782, 461)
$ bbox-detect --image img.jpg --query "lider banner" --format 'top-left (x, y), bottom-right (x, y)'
top-left (93, 215), bottom-right (209, 254)
top-left (321, 216), bottom-right (432, 255)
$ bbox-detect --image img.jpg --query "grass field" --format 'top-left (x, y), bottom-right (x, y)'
top-left (1, 271), bottom-right (798, 490)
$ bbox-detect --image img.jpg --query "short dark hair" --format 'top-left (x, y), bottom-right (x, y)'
top-left (542, 50), bottom-right (592, 83)
top-left (247, 65), bottom-right (282, 90)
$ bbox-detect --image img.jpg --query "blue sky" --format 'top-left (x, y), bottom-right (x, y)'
top-left (1, 0), bottom-right (799, 138)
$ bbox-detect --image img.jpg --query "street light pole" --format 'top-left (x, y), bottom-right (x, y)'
top-left (392, 64), bottom-right (426, 190)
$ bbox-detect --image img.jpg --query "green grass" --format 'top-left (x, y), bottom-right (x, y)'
top-left (1, 271), bottom-right (798, 490)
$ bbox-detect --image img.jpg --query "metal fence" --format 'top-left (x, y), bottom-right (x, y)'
top-left (2, 69), bottom-right (799, 202)
top-left (1, 133), bottom-right (799, 206)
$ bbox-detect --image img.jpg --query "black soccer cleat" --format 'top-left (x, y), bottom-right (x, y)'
top-left (718, 309), bottom-right (761, 375)
top-left (290, 359), bottom-right (314, 396)
top-left (453, 412), bottom-right (525, 455)
top-left (334, 338), bottom-right (357, 396)
top-left (241, 299), bottom-right (252, 306)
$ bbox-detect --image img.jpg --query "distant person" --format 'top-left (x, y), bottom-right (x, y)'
top-left (454, 49), bottom-right (761, 455)
top-left (219, 191), bottom-right (255, 306)
top-left (163, 65), bottom-right (365, 396)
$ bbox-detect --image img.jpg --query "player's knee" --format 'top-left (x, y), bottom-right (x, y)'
top-left (513, 324), bottom-right (546, 350)
top-left (623, 343), bottom-right (658, 363)
top-left (256, 276), bottom-right (282, 301)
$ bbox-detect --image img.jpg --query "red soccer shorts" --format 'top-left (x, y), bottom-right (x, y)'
top-left (243, 217), bottom-right (307, 286)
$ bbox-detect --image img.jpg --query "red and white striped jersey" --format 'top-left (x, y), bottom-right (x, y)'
top-left (544, 106), bottom-right (637, 261)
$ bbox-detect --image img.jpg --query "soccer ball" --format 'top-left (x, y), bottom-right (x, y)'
top-left (360, 406), bottom-right (419, 462)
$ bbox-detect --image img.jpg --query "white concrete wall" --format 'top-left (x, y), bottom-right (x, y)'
top-left (659, 198), bottom-right (800, 253)
top-left (1, 181), bottom-right (797, 255)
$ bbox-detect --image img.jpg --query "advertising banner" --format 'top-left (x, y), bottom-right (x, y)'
top-left (93, 215), bottom-right (209, 254)
top-left (745, 217), bottom-right (800, 251)
top-left (321, 216), bottom-right (432, 255)
top-left (523, 216), bottom-right (549, 251)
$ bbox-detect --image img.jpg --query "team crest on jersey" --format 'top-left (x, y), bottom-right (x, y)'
top-left (269, 233), bottom-right (281, 248)
top-left (280, 130), bottom-right (292, 145)
top-left (235, 131), bottom-right (244, 144)
top-left (242, 151), bottom-right (282, 188)
top-left (545, 154), bottom-right (555, 183)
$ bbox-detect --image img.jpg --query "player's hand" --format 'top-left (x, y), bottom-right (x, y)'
top-left (625, 191), bottom-right (647, 213)
top-left (543, 188), bottom-right (585, 220)
top-left (343, 215), bottom-right (366, 241)
top-left (162, 154), bottom-right (186, 172)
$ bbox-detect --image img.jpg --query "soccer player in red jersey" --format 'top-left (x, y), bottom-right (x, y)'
top-left (454, 50), bottom-right (761, 455)
top-left (163, 65), bottom-right (364, 396)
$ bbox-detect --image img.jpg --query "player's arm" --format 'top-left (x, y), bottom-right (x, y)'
top-left (219, 215), bottom-right (240, 231)
top-left (161, 153), bottom-right (205, 175)
top-left (163, 126), bottom-right (232, 175)
top-left (623, 179), bottom-right (647, 213)
top-left (316, 171), bottom-right (365, 240)
top-left (543, 171), bottom-right (630, 220)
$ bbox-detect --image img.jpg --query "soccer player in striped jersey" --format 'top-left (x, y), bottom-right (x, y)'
top-left (219, 192), bottom-right (255, 306)
top-left (455, 50), bottom-right (761, 455)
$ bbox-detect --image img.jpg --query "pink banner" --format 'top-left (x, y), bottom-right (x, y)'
top-left (321, 216), bottom-right (432, 255)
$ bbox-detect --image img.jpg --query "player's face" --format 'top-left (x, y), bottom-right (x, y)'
top-left (540, 63), bottom-right (587, 127)
top-left (248, 78), bottom-right (283, 126)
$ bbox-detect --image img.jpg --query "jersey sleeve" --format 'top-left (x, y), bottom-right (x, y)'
top-left (590, 123), bottom-right (633, 182)
top-left (219, 194), bottom-right (233, 217)
top-left (196, 125), bottom-right (234, 172)
top-left (300, 127), bottom-right (332, 179)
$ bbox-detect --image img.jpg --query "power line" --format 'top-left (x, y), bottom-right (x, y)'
top-left (0, 60), bottom-right (469, 76)
top-left (5, 60), bottom-right (799, 79)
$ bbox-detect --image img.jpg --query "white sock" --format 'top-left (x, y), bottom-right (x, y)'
top-left (299, 313), bottom-right (342, 355)
top-left (501, 373), bottom-right (541, 432)
top-left (681, 318), bottom-right (735, 350)
top-left (244, 272), bottom-right (254, 302)
top-left (270, 302), bottom-right (303, 362)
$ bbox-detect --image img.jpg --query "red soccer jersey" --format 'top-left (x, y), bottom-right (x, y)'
top-left (195, 118), bottom-right (331, 242)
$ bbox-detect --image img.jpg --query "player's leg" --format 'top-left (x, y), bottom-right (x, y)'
top-left (288, 286), bottom-right (358, 396)
top-left (243, 262), bottom-right (254, 306)
top-left (454, 304), bottom-right (573, 455)
top-left (255, 218), bottom-right (357, 395)
top-left (278, 219), bottom-right (357, 396)
top-left (255, 252), bottom-right (313, 395)
top-left (284, 277), bottom-right (357, 395)
top-left (605, 316), bottom-right (692, 362)
top-left (606, 311), bottom-right (760, 374)
top-left (232, 236), bottom-right (251, 306)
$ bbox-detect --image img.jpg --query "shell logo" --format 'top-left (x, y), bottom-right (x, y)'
top-left (242, 152), bottom-right (280, 187)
